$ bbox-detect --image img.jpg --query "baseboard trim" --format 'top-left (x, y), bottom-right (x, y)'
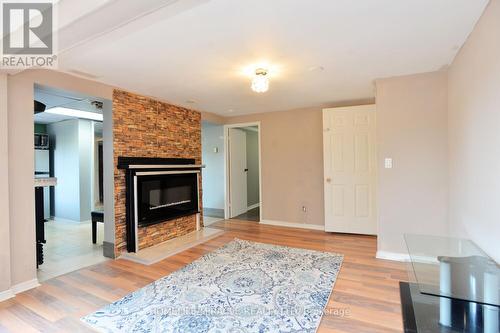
top-left (0, 279), bottom-right (40, 303)
top-left (247, 203), bottom-right (260, 211)
top-left (10, 279), bottom-right (40, 294)
top-left (260, 219), bottom-right (325, 231)
top-left (0, 289), bottom-right (14, 302)
top-left (376, 251), bottom-right (410, 262)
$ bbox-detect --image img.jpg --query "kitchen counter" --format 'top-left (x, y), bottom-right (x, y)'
top-left (34, 177), bottom-right (57, 187)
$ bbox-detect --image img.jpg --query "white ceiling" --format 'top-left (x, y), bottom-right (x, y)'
top-left (57, 0), bottom-right (489, 115)
top-left (33, 85), bottom-right (107, 124)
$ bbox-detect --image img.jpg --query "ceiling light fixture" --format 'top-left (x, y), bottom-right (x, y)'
top-left (251, 68), bottom-right (269, 93)
top-left (45, 107), bottom-right (103, 121)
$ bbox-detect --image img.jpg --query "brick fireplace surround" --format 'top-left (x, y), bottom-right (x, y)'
top-left (113, 89), bottom-right (203, 256)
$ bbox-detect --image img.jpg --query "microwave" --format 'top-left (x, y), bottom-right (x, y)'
top-left (35, 133), bottom-right (49, 150)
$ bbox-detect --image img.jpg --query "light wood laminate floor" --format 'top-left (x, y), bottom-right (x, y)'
top-left (0, 220), bottom-right (407, 332)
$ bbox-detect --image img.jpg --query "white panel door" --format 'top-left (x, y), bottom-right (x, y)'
top-left (323, 105), bottom-right (377, 234)
top-left (229, 128), bottom-right (248, 218)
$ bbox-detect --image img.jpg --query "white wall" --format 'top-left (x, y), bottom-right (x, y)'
top-left (201, 122), bottom-right (225, 210)
top-left (48, 119), bottom-right (94, 221)
top-left (48, 120), bottom-right (80, 221)
top-left (448, 0), bottom-right (500, 262)
top-left (78, 120), bottom-right (93, 221)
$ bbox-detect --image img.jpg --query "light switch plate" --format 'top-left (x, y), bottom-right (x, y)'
top-left (384, 158), bottom-right (393, 169)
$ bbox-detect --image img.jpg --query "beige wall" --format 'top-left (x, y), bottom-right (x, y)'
top-left (5, 70), bottom-right (113, 292)
top-left (226, 108), bottom-right (329, 226)
top-left (224, 101), bottom-right (374, 227)
top-left (375, 72), bottom-right (449, 255)
top-left (0, 74), bottom-right (11, 295)
top-left (448, 0), bottom-right (500, 262)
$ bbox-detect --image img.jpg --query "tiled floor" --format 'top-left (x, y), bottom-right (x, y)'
top-left (203, 207), bottom-right (225, 226)
top-left (37, 218), bottom-right (108, 281)
top-left (203, 215), bottom-right (224, 226)
top-left (232, 207), bottom-right (260, 222)
top-left (203, 207), bottom-right (224, 218)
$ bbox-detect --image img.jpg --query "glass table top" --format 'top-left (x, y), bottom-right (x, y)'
top-left (404, 234), bottom-right (499, 307)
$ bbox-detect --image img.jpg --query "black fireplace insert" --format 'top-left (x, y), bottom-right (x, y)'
top-left (118, 157), bottom-right (203, 252)
top-left (137, 172), bottom-right (199, 226)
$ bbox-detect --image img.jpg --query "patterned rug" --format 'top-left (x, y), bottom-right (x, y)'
top-left (82, 238), bottom-right (343, 332)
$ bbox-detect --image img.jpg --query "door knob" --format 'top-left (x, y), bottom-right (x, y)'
top-left (326, 178), bottom-right (331, 183)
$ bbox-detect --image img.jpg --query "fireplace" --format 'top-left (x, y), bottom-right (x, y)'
top-left (118, 157), bottom-right (203, 252)
top-left (137, 171), bottom-right (199, 226)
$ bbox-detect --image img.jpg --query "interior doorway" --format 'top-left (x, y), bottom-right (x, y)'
top-left (224, 122), bottom-right (261, 222)
top-left (33, 84), bottom-right (111, 281)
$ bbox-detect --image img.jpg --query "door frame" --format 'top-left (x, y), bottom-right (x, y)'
top-left (223, 121), bottom-right (262, 222)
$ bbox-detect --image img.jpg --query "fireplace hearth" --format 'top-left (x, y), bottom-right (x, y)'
top-left (118, 157), bottom-right (204, 252)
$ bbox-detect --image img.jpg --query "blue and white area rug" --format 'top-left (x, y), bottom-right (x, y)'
top-left (82, 238), bottom-right (343, 333)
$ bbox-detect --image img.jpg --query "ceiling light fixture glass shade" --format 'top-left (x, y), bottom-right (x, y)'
top-left (251, 68), bottom-right (269, 93)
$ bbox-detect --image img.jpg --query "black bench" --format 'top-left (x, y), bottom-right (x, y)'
top-left (91, 210), bottom-right (104, 244)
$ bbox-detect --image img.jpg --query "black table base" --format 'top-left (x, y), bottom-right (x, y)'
top-left (400, 282), bottom-right (499, 332)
